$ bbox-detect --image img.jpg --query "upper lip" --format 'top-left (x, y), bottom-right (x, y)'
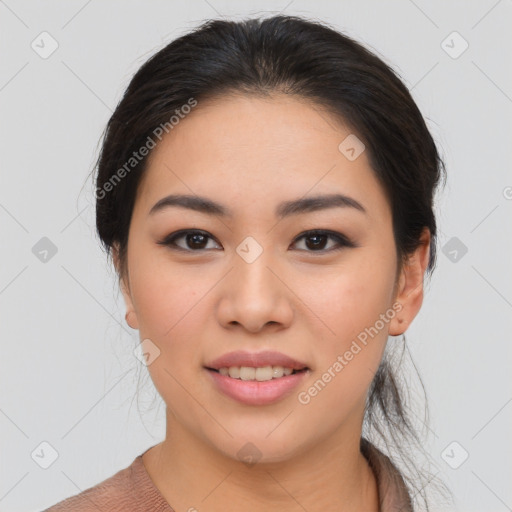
top-left (205, 350), bottom-right (309, 371)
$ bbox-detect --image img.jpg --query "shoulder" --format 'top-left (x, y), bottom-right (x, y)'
top-left (42, 456), bottom-right (139, 512)
top-left (42, 452), bottom-right (174, 512)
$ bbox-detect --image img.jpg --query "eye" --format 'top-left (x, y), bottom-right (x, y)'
top-left (157, 229), bottom-right (356, 253)
top-left (157, 230), bottom-right (221, 252)
top-left (291, 230), bottom-right (356, 253)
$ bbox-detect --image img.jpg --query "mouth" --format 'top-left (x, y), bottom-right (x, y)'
top-left (204, 366), bottom-right (310, 406)
top-left (204, 349), bottom-right (310, 375)
top-left (205, 366), bottom-right (309, 381)
top-left (203, 350), bottom-right (311, 405)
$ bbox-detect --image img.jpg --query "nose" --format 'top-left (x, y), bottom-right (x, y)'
top-left (215, 249), bottom-right (294, 334)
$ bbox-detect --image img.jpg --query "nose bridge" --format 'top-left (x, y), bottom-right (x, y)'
top-left (233, 234), bottom-right (278, 298)
top-left (216, 235), bottom-right (293, 332)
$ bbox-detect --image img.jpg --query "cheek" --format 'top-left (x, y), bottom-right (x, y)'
top-left (297, 253), bottom-right (396, 401)
top-left (303, 262), bottom-right (396, 345)
top-left (294, 277), bottom-right (393, 431)
top-left (128, 261), bottom-right (212, 413)
top-left (128, 246), bottom-right (206, 339)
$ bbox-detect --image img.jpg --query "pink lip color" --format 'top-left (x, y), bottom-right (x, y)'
top-left (205, 368), bottom-right (309, 406)
top-left (205, 350), bottom-right (309, 371)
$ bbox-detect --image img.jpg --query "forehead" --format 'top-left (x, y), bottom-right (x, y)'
top-left (159, 92), bottom-right (351, 158)
top-left (135, 93), bottom-right (389, 222)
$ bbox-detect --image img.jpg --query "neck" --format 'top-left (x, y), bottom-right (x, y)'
top-left (142, 409), bottom-right (379, 512)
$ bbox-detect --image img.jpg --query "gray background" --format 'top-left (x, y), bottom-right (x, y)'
top-left (1, 1), bottom-right (511, 511)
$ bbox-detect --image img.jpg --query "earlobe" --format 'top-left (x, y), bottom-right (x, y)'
top-left (125, 310), bottom-right (139, 330)
top-left (120, 279), bottom-right (139, 330)
top-left (388, 228), bottom-right (431, 336)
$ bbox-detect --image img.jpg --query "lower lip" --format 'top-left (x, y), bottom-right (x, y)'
top-left (205, 368), bottom-right (309, 406)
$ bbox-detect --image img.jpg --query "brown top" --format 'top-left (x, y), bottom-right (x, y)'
top-left (43, 440), bottom-right (413, 511)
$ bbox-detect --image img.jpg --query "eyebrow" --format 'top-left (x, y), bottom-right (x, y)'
top-left (149, 193), bottom-right (367, 218)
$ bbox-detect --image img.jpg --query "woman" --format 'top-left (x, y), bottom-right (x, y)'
top-left (44, 14), bottom-right (446, 512)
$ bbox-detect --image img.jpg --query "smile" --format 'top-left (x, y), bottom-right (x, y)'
top-left (205, 366), bottom-right (310, 406)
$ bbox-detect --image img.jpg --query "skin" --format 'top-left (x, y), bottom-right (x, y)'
top-left (114, 93), bottom-right (430, 511)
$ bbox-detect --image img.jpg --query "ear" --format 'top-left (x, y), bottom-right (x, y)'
top-left (112, 243), bottom-right (139, 330)
top-left (388, 227), bottom-right (431, 336)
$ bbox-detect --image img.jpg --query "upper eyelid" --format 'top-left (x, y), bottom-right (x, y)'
top-left (161, 229), bottom-right (354, 250)
top-left (159, 229), bottom-right (221, 249)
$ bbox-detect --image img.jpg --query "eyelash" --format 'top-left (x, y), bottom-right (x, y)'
top-left (157, 229), bottom-right (357, 254)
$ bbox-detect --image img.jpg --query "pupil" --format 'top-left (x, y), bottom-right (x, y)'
top-left (189, 233), bottom-right (207, 249)
top-left (306, 234), bottom-right (326, 250)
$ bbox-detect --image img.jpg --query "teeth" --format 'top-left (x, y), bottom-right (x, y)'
top-left (217, 365), bottom-right (299, 381)
top-left (227, 367), bottom-right (239, 378)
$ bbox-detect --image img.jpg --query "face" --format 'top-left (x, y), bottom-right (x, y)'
top-left (116, 93), bottom-right (429, 464)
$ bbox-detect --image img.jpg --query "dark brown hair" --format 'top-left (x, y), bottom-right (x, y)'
top-left (93, 14), bottom-right (448, 509)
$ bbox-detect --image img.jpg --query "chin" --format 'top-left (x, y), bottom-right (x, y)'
top-left (206, 429), bottom-right (309, 467)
